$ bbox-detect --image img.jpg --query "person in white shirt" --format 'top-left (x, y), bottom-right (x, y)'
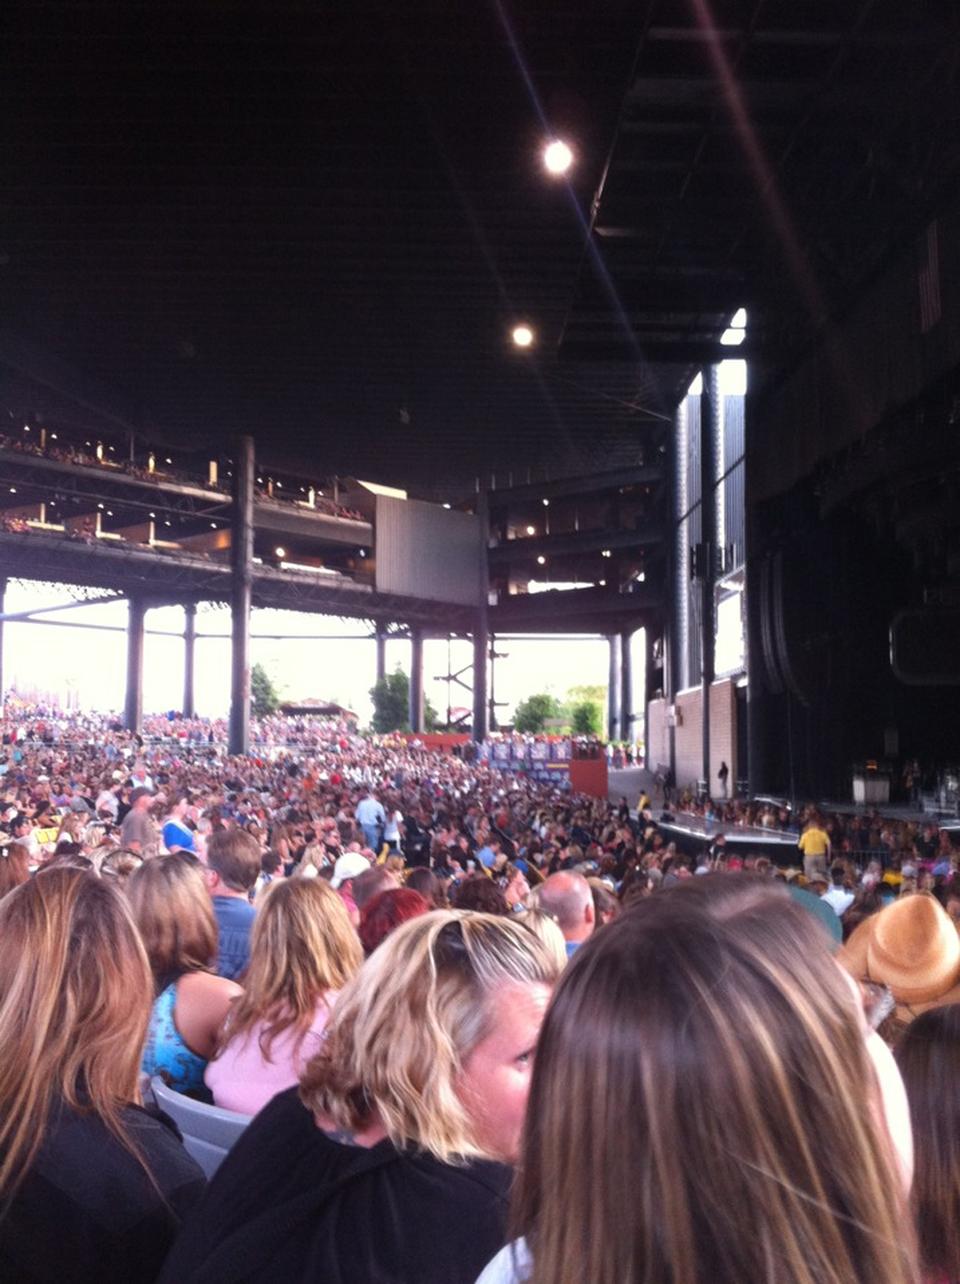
top-left (821, 864), bottom-right (855, 917)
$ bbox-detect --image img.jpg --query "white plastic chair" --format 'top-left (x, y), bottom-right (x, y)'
top-left (150, 1076), bottom-right (252, 1179)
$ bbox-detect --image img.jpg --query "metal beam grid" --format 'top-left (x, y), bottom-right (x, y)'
top-left (559, 0), bottom-right (960, 381)
top-left (0, 530), bottom-right (476, 630)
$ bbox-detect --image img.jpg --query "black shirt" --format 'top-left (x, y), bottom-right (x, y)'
top-left (160, 1087), bottom-right (512, 1284)
top-left (0, 1102), bottom-right (205, 1283)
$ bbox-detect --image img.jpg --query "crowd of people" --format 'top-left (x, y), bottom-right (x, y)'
top-left (2, 700), bottom-right (960, 1280)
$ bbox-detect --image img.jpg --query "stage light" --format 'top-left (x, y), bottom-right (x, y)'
top-left (359, 548), bottom-right (367, 558)
top-left (525, 525), bottom-right (536, 535)
top-left (442, 502), bottom-right (451, 509)
top-left (537, 555), bottom-right (546, 565)
top-left (275, 546), bottom-right (286, 558)
top-left (511, 324), bottom-right (534, 348)
top-left (542, 498), bottom-right (549, 507)
top-left (543, 139), bottom-right (573, 175)
top-left (210, 522), bottom-right (217, 529)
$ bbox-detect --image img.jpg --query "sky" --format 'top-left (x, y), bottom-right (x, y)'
top-left (2, 579), bottom-right (646, 732)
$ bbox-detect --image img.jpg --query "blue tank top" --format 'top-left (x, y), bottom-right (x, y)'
top-left (142, 982), bottom-right (208, 1096)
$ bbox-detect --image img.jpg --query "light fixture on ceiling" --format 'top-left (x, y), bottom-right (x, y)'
top-left (511, 324), bottom-right (534, 348)
top-left (543, 139), bottom-right (574, 175)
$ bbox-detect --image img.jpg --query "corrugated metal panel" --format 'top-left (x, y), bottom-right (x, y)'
top-left (374, 496), bottom-right (481, 606)
top-left (722, 394), bottom-right (745, 570)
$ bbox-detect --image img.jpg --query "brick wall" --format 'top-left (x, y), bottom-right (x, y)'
top-left (649, 679), bottom-right (738, 792)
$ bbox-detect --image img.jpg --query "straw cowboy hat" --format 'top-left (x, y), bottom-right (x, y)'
top-left (840, 892), bottom-right (960, 1019)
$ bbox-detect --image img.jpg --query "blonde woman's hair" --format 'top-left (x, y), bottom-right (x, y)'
top-left (215, 878), bottom-right (362, 1060)
top-left (300, 909), bottom-right (560, 1163)
top-left (513, 878), bottom-right (918, 1284)
top-left (0, 869), bottom-right (153, 1201)
top-left (517, 908), bottom-right (568, 971)
top-left (127, 852), bottom-right (217, 982)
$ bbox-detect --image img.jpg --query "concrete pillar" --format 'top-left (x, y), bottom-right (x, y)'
top-left (409, 628), bottom-right (424, 733)
top-left (700, 366), bottom-right (720, 795)
top-left (607, 633), bottom-right (621, 741)
top-left (229, 434), bottom-right (255, 756)
top-left (472, 624), bottom-right (488, 743)
top-left (473, 487), bottom-right (490, 742)
top-left (375, 630), bottom-right (387, 684)
top-left (619, 629), bottom-right (633, 744)
top-left (183, 603), bottom-right (197, 719)
top-left (124, 598), bottom-right (146, 732)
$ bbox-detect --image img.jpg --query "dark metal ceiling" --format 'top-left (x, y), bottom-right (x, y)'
top-left (2, 1), bottom-right (958, 492)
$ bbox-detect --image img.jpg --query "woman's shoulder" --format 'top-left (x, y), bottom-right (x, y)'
top-left (178, 969), bottom-right (243, 1004)
top-left (36, 1103), bottom-right (204, 1217)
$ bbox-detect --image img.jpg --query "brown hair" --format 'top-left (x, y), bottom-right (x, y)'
top-left (0, 870), bottom-right (153, 1200)
top-left (207, 827), bottom-right (261, 892)
top-left (215, 878), bottom-right (361, 1061)
top-left (512, 880), bottom-right (917, 1284)
top-left (896, 1002), bottom-right (960, 1279)
top-left (127, 853), bottom-right (217, 983)
top-left (0, 841), bottom-right (31, 899)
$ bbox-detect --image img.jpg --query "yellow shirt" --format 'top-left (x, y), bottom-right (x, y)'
top-left (798, 827), bottom-right (830, 857)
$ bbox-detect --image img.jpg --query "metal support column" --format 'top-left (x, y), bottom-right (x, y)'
top-left (607, 633), bottom-right (621, 741)
top-left (375, 630), bottom-right (387, 684)
top-left (229, 434), bottom-right (254, 756)
top-left (124, 597), bottom-right (146, 732)
top-left (643, 626), bottom-right (656, 767)
top-left (472, 487), bottom-right (490, 742)
top-left (409, 628), bottom-right (424, 733)
top-left (619, 630), bottom-right (633, 744)
top-left (183, 603), bottom-right (197, 719)
top-left (700, 365), bottom-right (720, 796)
top-left (488, 633), bottom-right (499, 733)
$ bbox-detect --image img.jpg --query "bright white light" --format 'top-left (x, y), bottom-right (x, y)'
top-left (358, 548), bottom-right (367, 558)
top-left (720, 326), bottom-right (745, 346)
top-left (542, 498), bottom-right (549, 507)
top-left (601, 548), bottom-right (612, 558)
top-left (536, 555), bottom-right (546, 566)
top-left (275, 546), bottom-right (286, 558)
top-left (730, 307), bottom-right (747, 328)
top-left (210, 522), bottom-right (217, 529)
top-left (442, 503), bottom-right (451, 509)
top-left (525, 525), bottom-right (536, 535)
top-left (511, 324), bottom-right (534, 349)
top-left (543, 139), bottom-right (574, 175)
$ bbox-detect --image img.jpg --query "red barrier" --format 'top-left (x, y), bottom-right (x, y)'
top-left (569, 757), bottom-right (609, 799)
top-left (404, 732), bottom-right (471, 754)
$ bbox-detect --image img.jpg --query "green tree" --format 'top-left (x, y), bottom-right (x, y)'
top-left (513, 692), bottom-right (561, 733)
top-left (571, 700), bottom-right (601, 735)
top-left (250, 662), bottom-right (280, 718)
top-left (369, 668), bottom-right (440, 733)
top-left (370, 669), bottom-right (410, 733)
